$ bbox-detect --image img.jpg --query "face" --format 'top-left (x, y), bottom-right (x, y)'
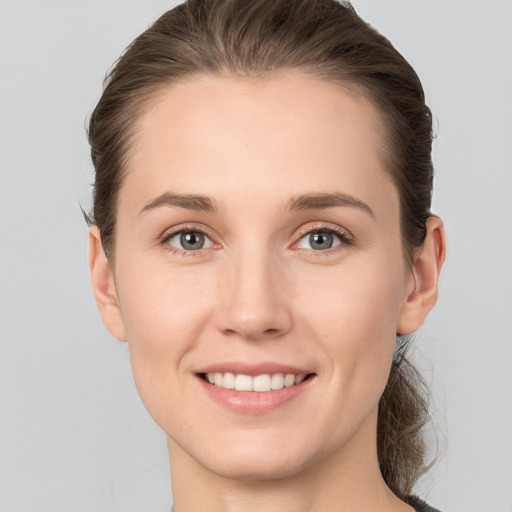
top-left (100, 72), bottom-right (420, 480)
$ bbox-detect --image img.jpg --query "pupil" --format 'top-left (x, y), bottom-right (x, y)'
top-left (181, 232), bottom-right (204, 250)
top-left (310, 232), bottom-right (333, 250)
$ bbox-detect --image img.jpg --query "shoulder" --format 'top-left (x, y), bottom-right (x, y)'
top-left (405, 495), bottom-right (443, 512)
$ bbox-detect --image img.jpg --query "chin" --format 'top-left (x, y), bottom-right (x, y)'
top-left (176, 425), bottom-right (337, 483)
top-left (199, 450), bottom-right (317, 482)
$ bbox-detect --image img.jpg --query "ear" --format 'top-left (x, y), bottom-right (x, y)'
top-left (88, 225), bottom-right (127, 341)
top-left (397, 216), bottom-right (446, 335)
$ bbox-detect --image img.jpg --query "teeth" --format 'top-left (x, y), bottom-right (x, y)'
top-left (234, 374), bottom-right (253, 391)
top-left (253, 374), bottom-right (271, 392)
top-left (205, 372), bottom-right (307, 392)
top-left (284, 374), bottom-right (295, 388)
top-left (271, 373), bottom-right (284, 390)
top-left (294, 374), bottom-right (306, 385)
top-left (223, 372), bottom-right (235, 389)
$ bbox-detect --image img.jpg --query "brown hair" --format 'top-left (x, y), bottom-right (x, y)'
top-left (88, 0), bottom-right (434, 498)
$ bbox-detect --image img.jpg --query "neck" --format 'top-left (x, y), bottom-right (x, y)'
top-left (168, 415), bottom-right (414, 512)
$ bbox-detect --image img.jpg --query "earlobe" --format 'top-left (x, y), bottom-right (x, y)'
top-left (88, 226), bottom-right (127, 341)
top-left (397, 216), bottom-right (446, 335)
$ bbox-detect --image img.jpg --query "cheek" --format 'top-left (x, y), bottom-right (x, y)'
top-left (297, 256), bottom-right (404, 335)
top-left (115, 260), bottom-right (218, 407)
top-left (295, 257), bottom-right (405, 390)
top-left (119, 256), bottom-right (217, 336)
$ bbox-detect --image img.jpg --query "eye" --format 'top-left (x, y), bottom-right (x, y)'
top-left (296, 229), bottom-right (344, 251)
top-left (165, 230), bottom-right (213, 251)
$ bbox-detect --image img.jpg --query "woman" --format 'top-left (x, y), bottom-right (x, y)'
top-left (87, 0), bottom-right (446, 510)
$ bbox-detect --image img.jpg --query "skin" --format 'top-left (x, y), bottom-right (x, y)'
top-left (89, 71), bottom-right (445, 512)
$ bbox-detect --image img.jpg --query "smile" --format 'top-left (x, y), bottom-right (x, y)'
top-left (203, 372), bottom-right (308, 392)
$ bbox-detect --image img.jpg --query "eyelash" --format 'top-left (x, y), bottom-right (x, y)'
top-left (294, 223), bottom-right (353, 255)
top-left (160, 224), bottom-right (215, 257)
top-left (160, 223), bottom-right (353, 256)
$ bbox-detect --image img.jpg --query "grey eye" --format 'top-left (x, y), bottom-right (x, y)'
top-left (297, 230), bottom-right (342, 251)
top-left (309, 232), bottom-right (333, 250)
top-left (180, 232), bottom-right (205, 250)
top-left (166, 231), bottom-right (212, 251)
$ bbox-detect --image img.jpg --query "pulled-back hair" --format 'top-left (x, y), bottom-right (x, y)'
top-left (88, 0), bottom-right (435, 498)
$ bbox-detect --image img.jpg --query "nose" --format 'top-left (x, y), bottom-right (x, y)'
top-left (215, 247), bottom-right (293, 342)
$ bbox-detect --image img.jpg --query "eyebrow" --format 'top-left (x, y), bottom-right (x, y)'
top-left (139, 190), bottom-right (374, 217)
top-left (139, 192), bottom-right (218, 215)
top-left (285, 192), bottom-right (375, 217)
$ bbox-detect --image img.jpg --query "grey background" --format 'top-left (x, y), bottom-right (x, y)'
top-left (0, 1), bottom-right (511, 511)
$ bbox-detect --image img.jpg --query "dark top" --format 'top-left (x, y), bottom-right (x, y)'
top-left (407, 495), bottom-right (442, 512)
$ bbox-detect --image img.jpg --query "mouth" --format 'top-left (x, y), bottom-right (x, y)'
top-left (199, 372), bottom-right (315, 392)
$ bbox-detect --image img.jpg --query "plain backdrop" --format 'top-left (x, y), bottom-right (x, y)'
top-left (0, 1), bottom-right (511, 511)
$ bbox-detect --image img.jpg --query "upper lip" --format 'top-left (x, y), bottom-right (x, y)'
top-left (196, 361), bottom-right (313, 376)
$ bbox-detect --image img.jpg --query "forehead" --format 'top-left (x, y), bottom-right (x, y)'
top-left (123, 71), bottom-right (397, 217)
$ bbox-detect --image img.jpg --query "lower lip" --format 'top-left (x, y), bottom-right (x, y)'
top-left (197, 375), bottom-right (313, 414)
